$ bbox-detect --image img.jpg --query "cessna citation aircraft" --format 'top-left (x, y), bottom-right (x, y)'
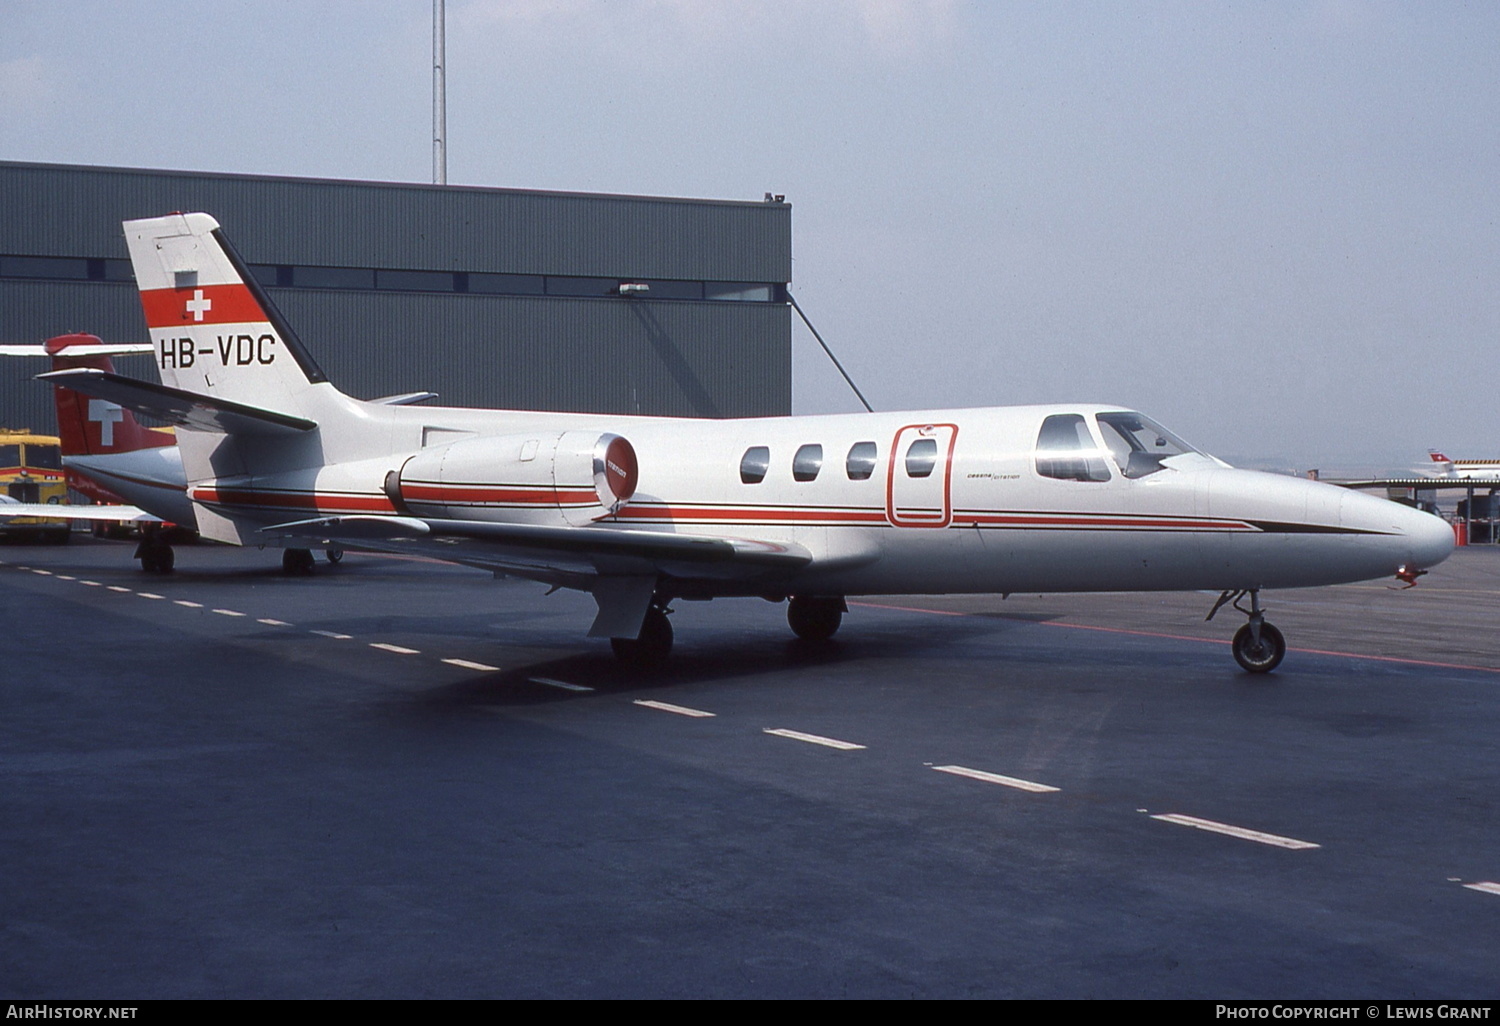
top-left (21, 212), bottom-right (1455, 673)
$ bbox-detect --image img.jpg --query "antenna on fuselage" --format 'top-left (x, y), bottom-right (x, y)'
top-left (787, 291), bottom-right (874, 414)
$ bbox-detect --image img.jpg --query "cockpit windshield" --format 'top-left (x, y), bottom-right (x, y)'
top-left (1095, 412), bottom-right (1198, 479)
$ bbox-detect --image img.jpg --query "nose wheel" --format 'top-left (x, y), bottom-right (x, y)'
top-left (1208, 589), bottom-right (1286, 674)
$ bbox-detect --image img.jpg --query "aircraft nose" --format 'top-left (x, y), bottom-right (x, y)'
top-left (1402, 504), bottom-right (1457, 571)
top-left (1341, 490), bottom-right (1454, 571)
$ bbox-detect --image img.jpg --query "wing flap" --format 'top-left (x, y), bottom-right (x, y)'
top-left (257, 514), bottom-right (813, 577)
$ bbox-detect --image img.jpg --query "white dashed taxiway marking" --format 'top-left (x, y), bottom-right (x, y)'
top-left (529, 677), bottom-right (592, 692)
top-left (370, 642), bottom-right (421, 655)
top-left (311, 630), bottom-right (352, 640)
top-left (212, 608), bottom-right (245, 617)
top-left (138, 593), bottom-right (164, 600)
top-left (441, 658), bottom-right (500, 672)
top-left (81, 581), bottom-right (102, 587)
top-left (107, 585), bottom-right (131, 593)
top-left (258, 618), bottom-right (291, 626)
top-left (1463, 881), bottom-right (1500, 897)
top-left (633, 699), bottom-right (715, 718)
top-left (763, 728), bottom-right (866, 750)
top-left (174, 600), bottom-right (202, 608)
top-left (1151, 813), bottom-right (1320, 850)
top-left (932, 764), bottom-right (1059, 793)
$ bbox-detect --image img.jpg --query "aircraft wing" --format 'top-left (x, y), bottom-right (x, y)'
top-left (0, 502), bottom-right (159, 523)
top-left (37, 369), bottom-right (315, 435)
top-left (260, 514), bottom-right (810, 574)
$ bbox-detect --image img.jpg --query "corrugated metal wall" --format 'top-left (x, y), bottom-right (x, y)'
top-left (0, 161), bottom-right (791, 431)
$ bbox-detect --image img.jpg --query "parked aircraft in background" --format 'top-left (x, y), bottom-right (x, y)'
top-left (12, 213), bottom-right (1456, 672)
top-left (1423, 451), bottom-right (1500, 482)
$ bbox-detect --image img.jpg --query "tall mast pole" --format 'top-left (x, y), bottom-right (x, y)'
top-left (433, 0), bottom-right (447, 185)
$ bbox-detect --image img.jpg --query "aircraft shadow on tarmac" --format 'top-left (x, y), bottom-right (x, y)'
top-left (408, 611), bottom-right (1072, 713)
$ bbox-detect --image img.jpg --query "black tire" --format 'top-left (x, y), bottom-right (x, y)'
top-left (325, 548), bottom-right (344, 564)
top-left (282, 548), bottom-right (316, 575)
top-left (787, 595), bottom-right (844, 642)
top-left (1232, 621), bottom-right (1286, 674)
top-left (139, 542), bottom-right (174, 575)
top-left (611, 606), bottom-right (673, 669)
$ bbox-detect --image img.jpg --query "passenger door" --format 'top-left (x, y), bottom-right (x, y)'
top-left (887, 423), bottom-right (958, 527)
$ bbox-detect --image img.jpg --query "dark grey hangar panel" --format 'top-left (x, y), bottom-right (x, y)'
top-left (0, 161), bottom-right (792, 430)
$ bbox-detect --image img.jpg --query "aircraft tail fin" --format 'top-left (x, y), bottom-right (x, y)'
top-left (42, 334), bottom-right (177, 457)
top-left (1427, 449), bottom-right (1454, 472)
top-left (123, 213), bottom-right (333, 416)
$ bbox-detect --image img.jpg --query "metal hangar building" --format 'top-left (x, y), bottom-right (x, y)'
top-left (0, 160), bottom-right (793, 433)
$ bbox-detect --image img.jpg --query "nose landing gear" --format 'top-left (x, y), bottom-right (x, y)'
top-left (1207, 589), bottom-right (1287, 674)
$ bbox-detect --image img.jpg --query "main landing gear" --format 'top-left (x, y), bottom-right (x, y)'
top-left (135, 525), bottom-right (174, 575)
top-left (1207, 589), bottom-right (1286, 674)
top-left (282, 548), bottom-right (345, 575)
top-left (611, 602), bottom-right (674, 670)
top-left (787, 595), bottom-right (846, 642)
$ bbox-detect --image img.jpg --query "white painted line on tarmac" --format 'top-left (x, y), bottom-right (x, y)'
top-left (55, 575), bottom-right (75, 580)
top-left (107, 586), bottom-right (132, 593)
top-left (1462, 881), bottom-right (1500, 897)
top-left (370, 642), bottom-right (420, 655)
top-left (257, 618), bottom-right (291, 626)
top-left (174, 600), bottom-right (202, 608)
top-left (932, 764), bottom-right (1059, 793)
top-left (31, 569), bottom-right (53, 575)
top-left (212, 608), bottom-right (246, 617)
top-left (1151, 813), bottom-right (1320, 850)
top-left (441, 658), bottom-right (501, 672)
top-left (311, 629), bottom-right (352, 640)
top-left (81, 580), bottom-right (102, 587)
top-left (763, 728), bottom-right (866, 750)
top-left (634, 699), bottom-right (715, 718)
top-left (138, 593), bottom-right (165, 600)
top-left (529, 677), bottom-right (593, 692)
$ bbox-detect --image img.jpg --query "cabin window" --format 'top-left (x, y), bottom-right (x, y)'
top-left (846, 441), bottom-right (878, 481)
top-left (793, 444), bottom-right (824, 482)
top-left (1035, 414), bottom-right (1111, 482)
top-left (905, 438), bottom-right (939, 478)
top-left (740, 445), bottom-right (770, 484)
top-left (1095, 412), bottom-right (1197, 479)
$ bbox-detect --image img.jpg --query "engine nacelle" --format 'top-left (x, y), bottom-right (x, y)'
top-left (390, 430), bottom-right (638, 526)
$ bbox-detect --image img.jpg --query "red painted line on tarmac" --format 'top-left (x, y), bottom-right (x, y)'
top-left (851, 601), bottom-right (1500, 675)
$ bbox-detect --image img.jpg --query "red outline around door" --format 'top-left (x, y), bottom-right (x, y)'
top-left (886, 423), bottom-right (959, 527)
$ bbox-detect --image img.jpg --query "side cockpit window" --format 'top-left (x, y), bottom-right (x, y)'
top-left (1095, 412), bottom-right (1196, 479)
top-left (1035, 414), bottom-right (1111, 482)
top-left (740, 445), bottom-right (770, 484)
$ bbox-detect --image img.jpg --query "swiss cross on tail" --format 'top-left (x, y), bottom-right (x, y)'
top-left (185, 289), bottom-right (211, 321)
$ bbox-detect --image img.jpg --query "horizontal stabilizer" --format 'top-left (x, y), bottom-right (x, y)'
top-left (371, 391), bottom-right (439, 406)
top-left (1, 343), bottom-right (155, 359)
top-left (38, 368), bottom-right (316, 435)
top-left (0, 502), bottom-right (159, 523)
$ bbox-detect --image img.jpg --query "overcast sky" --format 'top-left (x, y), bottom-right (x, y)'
top-left (3, 1), bottom-right (1495, 468)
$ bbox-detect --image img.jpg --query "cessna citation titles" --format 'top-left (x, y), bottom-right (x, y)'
top-left (28, 213), bottom-right (1453, 672)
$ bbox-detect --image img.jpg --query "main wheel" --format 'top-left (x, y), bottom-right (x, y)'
top-left (611, 605), bottom-right (673, 669)
top-left (325, 548), bottom-right (344, 564)
top-left (1232, 621), bottom-right (1286, 674)
top-left (138, 541), bottom-right (174, 574)
top-left (282, 547), bottom-right (316, 575)
top-left (787, 595), bottom-right (844, 641)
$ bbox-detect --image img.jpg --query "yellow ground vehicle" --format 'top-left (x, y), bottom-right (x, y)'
top-left (0, 429), bottom-right (70, 543)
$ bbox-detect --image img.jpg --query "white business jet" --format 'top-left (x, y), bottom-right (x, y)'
top-left (30, 213), bottom-right (1454, 673)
